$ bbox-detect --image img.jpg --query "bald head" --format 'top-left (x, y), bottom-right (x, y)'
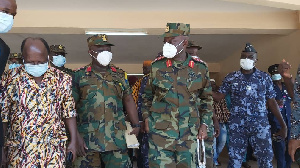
top-left (21, 37), bottom-right (50, 65)
top-left (0, 0), bottom-right (17, 17)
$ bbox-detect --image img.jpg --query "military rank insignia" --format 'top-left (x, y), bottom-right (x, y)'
top-left (166, 59), bottom-right (172, 67)
top-left (102, 35), bottom-right (107, 42)
top-left (189, 60), bottom-right (195, 68)
top-left (165, 26), bottom-right (170, 33)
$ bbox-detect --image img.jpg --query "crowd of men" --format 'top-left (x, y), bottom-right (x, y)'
top-left (1, 0), bottom-right (300, 168)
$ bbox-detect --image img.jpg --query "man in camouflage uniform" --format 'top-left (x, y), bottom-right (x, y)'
top-left (142, 23), bottom-right (214, 168)
top-left (213, 43), bottom-right (287, 168)
top-left (49, 45), bottom-right (73, 75)
top-left (187, 40), bottom-right (218, 167)
top-left (7, 53), bottom-right (22, 69)
top-left (73, 34), bottom-right (140, 168)
top-left (186, 41), bottom-right (202, 58)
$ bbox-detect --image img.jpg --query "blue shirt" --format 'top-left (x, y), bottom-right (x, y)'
top-left (219, 68), bottom-right (276, 117)
top-left (291, 65), bottom-right (300, 140)
top-left (268, 82), bottom-right (292, 131)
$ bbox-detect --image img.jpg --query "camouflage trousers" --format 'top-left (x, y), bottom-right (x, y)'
top-left (73, 149), bottom-right (132, 168)
top-left (227, 115), bottom-right (273, 168)
top-left (148, 136), bottom-right (215, 168)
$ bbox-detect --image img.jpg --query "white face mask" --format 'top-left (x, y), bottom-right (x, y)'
top-left (0, 12), bottom-right (14, 33)
top-left (240, 59), bottom-right (255, 70)
top-left (163, 40), bottom-right (184, 58)
top-left (24, 62), bottom-right (49, 77)
top-left (90, 51), bottom-right (112, 66)
top-left (272, 74), bottom-right (282, 81)
top-left (52, 55), bottom-right (66, 67)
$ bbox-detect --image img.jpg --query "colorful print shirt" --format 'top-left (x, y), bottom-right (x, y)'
top-left (0, 66), bottom-right (76, 167)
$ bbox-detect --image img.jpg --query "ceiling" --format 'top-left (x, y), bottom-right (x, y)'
top-left (0, 33), bottom-right (281, 64)
top-left (16, 0), bottom-right (287, 12)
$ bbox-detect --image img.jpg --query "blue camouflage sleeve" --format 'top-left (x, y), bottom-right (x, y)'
top-left (265, 74), bottom-right (276, 100)
top-left (291, 64), bottom-right (300, 140)
top-left (219, 73), bottom-right (231, 95)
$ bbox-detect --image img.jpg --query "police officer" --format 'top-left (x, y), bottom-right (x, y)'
top-left (73, 34), bottom-right (140, 167)
top-left (142, 23), bottom-right (214, 167)
top-left (268, 64), bottom-right (292, 168)
top-left (278, 60), bottom-right (300, 166)
top-left (213, 43), bottom-right (287, 168)
top-left (7, 53), bottom-right (22, 69)
top-left (49, 45), bottom-right (73, 75)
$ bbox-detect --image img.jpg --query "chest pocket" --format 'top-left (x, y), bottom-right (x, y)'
top-left (106, 80), bottom-right (124, 99)
top-left (152, 78), bottom-right (172, 102)
top-left (187, 71), bottom-right (203, 92)
top-left (79, 77), bottom-right (98, 100)
top-left (231, 82), bottom-right (243, 96)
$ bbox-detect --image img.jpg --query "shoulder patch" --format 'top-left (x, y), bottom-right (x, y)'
top-left (192, 56), bottom-right (207, 66)
top-left (152, 56), bottom-right (166, 63)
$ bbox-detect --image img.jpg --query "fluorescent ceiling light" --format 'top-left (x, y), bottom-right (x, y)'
top-left (85, 29), bottom-right (148, 36)
top-left (128, 74), bottom-right (144, 76)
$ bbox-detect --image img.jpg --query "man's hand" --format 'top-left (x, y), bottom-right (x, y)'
top-left (130, 127), bottom-right (140, 136)
top-left (1, 147), bottom-right (7, 167)
top-left (214, 124), bottom-right (220, 138)
top-left (144, 118), bottom-right (149, 133)
top-left (76, 134), bottom-right (88, 157)
top-left (198, 124), bottom-right (208, 140)
top-left (288, 139), bottom-right (300, 162)
top-left (140, 121), bottom-right (145, 133)
top-left (67, 141), bottom-right (77, 162)
top-left (278, 59), bottom-right (292, 79)
top-left (274, 126), bottom-right (287, 140)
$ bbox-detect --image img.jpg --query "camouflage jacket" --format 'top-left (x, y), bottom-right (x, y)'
top-left (58, 67), bottom-right (74, 76)
top-left (141, 54), bottom-right (213, 149)
top-left (72, 64), bottom-right (131, 152)
top-left (291, 64), bottom-right (300, 140)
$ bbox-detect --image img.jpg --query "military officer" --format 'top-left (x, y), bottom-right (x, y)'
top-left (142, 23), bottom-right (214, 168)
top-left (213, 43), bottom-right (287, 168)
top-left (186, 40), bottom-right (202, 58)
top-left (49, 45), bottom-right (73, 75)
top-left (73, 34), bottom-right (140, 168)
top-left (7, 53), bottom-right (22, 69)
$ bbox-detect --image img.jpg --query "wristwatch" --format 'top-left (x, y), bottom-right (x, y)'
top-left (131, 123), bottom-right (141, 128)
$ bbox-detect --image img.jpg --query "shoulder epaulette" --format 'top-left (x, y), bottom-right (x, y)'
top-left (74, 65), bottom-right (88, 72)
top-left (152, 56), bottom-right (166, 63)
top-left (192, 56), bottom-right (207, 66)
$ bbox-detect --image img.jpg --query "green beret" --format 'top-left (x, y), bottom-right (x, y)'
top-left (162, 23), bottom-right (190, 37)
top-left (9, 53), bottom-right (22, 59)
top-left (87, 34), bottom-right (114, 47)
top-left (50, 45), bottom-right (67, 54)
top-left (187, 41), bottom-right (202, 50)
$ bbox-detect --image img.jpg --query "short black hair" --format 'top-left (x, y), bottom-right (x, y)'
top-left (21, 37), bottom-right (50, 54)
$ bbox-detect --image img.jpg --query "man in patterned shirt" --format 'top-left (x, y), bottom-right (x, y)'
top-left (211, 79), bottom-right (229, 166)
top-left (213, 43), bottom-right (287, 168)
top-left (131, 60), bottom-right (152, 168)
top-left (0, 37), bottom-right (78, 167)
